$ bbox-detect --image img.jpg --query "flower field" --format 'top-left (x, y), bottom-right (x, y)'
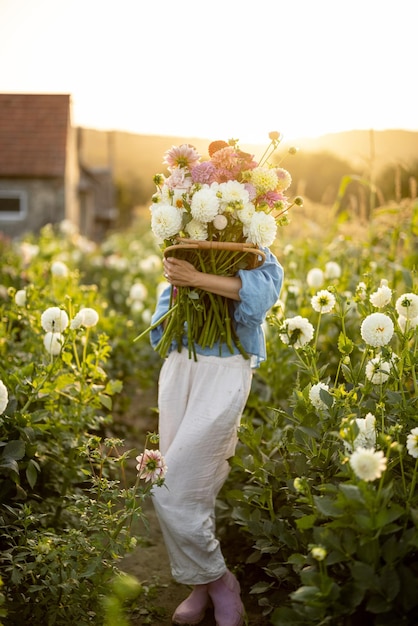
top-left (0, 190), bottom-right (417, 625)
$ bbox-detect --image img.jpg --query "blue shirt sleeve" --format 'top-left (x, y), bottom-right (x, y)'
top-left (234, 248), bottom-right (283, 327)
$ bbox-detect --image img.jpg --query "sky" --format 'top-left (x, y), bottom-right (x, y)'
top-left (0, 0), bottom-right (417, 145)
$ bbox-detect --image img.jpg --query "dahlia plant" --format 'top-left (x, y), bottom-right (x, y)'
top-left (222, 201), bottom-right (418, 625)
top-left (0, 222), bottom-right (164, 624)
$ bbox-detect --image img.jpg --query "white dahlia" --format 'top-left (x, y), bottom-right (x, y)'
top-left (243, 211), bottom-right (277, 247)
top-left (190, 187), bottom-right (220, 223)
top-left (280, 315), bottom-right (315, 348)
top-left (395, 293), bottom-right (418, 320)
top-left (185, 219), bottom-right (208, 240)
top-left (349, 447), bottom-right (387, 482)
top-left (150, 203), bottom-right (183, 241)
top-left (41, 307), bottom-right (69, 333)
top-left (360, 313), bottom-right (394, 347)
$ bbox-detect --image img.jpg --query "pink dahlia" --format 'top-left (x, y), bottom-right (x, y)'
top-left (163, 144), bottom-right (201, 170)
top-left (136, 449), bottom-right (167, 483)
top-left (257, 190), bottom-right (285, 208)
top-left (275, 167), bottom-right (292, 191)
top-left (244, 182), bottom-right (257, 201)
top-left (210, 146), bottom-right (238, 170)
top-left (191, 161), bottom-right (217, 184)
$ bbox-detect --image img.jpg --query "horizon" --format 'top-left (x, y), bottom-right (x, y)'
top-left (76, 123), bottom-right (418, 147)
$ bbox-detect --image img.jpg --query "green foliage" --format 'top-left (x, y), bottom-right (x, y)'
top-left (0, 220), bottom-right (166, 624)
top-left (221, 199), bottom-right (418, 625)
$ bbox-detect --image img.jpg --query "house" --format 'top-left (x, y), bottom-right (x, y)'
top-left (0, 93), bottom-right (116, 241)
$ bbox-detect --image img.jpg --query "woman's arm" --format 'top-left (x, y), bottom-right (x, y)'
top-left (163, 256), bottom-right (242, 301)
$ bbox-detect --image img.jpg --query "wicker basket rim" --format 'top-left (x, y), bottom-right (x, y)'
top-left (163, 237), bottom-right (266, 267)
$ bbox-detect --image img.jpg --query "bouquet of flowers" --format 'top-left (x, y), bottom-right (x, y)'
top-left (136, 132), bottom-right (302, 358)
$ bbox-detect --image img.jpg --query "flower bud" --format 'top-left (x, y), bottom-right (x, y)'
top-left (213, 214), bottom-right (228, 230)
top-left (15, 289), bottom-right (27, 306)
top-left (311, 546), bottom-right (327, 561)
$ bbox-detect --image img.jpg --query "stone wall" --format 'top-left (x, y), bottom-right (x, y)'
top-left (0, 177), bottom-right (65, 239)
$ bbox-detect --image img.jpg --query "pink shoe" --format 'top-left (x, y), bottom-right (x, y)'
top-left (208, 570), bottom-right (245, 626)
top-left (172, 584), bottom-right (211, 625)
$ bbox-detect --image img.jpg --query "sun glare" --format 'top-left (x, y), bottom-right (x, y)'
top-left (1, 0), bottom-right (417, 143)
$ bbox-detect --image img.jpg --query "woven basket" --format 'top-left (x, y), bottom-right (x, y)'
top-left (163, 237), bottom-right (266, 270)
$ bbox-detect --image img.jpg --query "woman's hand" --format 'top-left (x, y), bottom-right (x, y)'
top-left (163, 257), bottom-right (199, 287)
top-left (163, 256), bottom-right (242, 301)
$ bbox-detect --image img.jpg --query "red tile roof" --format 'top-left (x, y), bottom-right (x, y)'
top-left (0, 93), bottom-right (71, 177)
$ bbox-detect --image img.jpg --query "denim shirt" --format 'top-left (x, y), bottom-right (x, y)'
top-left (150, 248), bottom-right (283, 368)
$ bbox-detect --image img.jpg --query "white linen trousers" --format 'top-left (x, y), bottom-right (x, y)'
top-left (152, 348), bottom-right (253, 585)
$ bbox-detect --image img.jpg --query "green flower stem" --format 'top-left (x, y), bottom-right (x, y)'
top-left (81, 327), bottom-right (91, 373)
top-left (356, 349), bottom-right (370, 387)
top-left (133, 304), bottom-right (178, 343)
top-left (293, 345), bottom-right (319, 380)
top-left (198, 303), bottom-right (212, 347)
top-left (154, 306), bottom-right (179, 357)
top-left (407, 458), bottom-right (418, 505)
top-left (197, 252), bottom-right (233, 349)
top-left (20, 359), bottom-right (61, 414)
top-left (380, 403), bottom-right (386, 436)
top-left (397, 438), bottom-right (407, 497)
top-left (313, 312), bottom-right (322, 353)
top-left (258, 138), bottom-right (281, 167)
top-left (376, 450), bottom-right (390, 503)
top-left (334, 294), bottom-right (350, 386)
top-left (197, 303), bottom-right (210, 347)
top-left (207, 315), bottom-right (217, 348)
top-left (333, 357), bottom-right (344, 388)
top-left (224, 318), bottom-right (233, 354)
top-left (267, 486), bottom-right (275, 521)
top-left (231, 328), bottom-right (249, 359)
top-left (411, 333), bottom-right (418, 396)
top-left (391, 354), bottom-right (405, 400)
top-left (185, 294), bottom-right (195, 360)
top-left (318, 560), bottom-right (329, 593)
top-left (176, 290), bottom-right (187, 348)
top-left (72, 337), bottom-right (82, 370)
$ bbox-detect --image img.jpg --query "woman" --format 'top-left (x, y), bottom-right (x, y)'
top-left (150, 247), bottom-right (283, 626)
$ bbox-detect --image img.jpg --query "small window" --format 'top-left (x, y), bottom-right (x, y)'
top-left (0, 191), bottom-right (28, 221)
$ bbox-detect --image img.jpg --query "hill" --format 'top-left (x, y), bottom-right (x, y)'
top-left (293, 129), bottom-right (418, 171)
top-left (78, 127), bottom-right (418, 196)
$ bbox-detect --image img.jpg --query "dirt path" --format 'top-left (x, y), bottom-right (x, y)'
top-left (114, 386), bottom-right (270, 625)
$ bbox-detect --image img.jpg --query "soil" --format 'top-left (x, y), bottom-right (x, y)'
top-left (113, 385), bottom-right (271, 626)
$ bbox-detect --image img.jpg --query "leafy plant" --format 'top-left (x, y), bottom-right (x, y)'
top-left (0, 223), bottom-right (165, 624)
top-left (222, 199), bottom-right (418, 625)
